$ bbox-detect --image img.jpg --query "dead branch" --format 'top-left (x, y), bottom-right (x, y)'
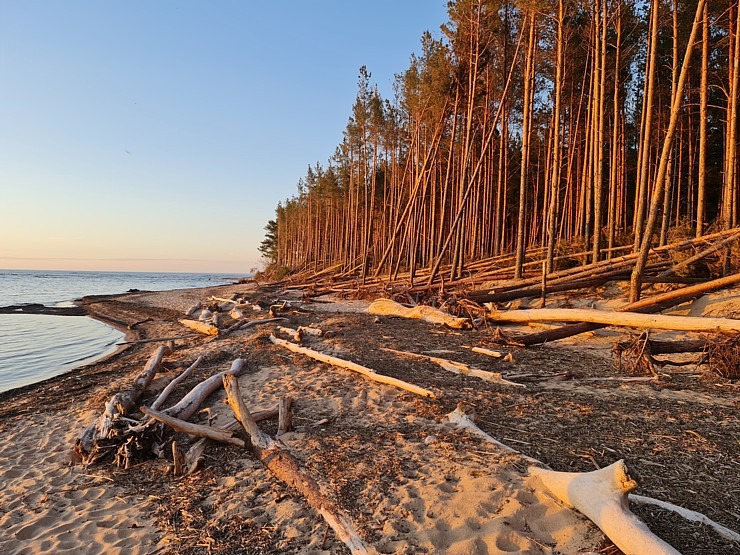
top-left (382, 348), bottom-right (523, 387)
top-left (140, 406), bottom-right (245, 447)
top-left (269, 335), bottom-right (435, 398)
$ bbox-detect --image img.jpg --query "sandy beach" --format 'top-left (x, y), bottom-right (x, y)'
top-left (0, 281), bottom-right (737, 554)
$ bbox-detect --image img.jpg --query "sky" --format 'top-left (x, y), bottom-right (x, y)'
top-left (0, 1), bottom-right (448, 274)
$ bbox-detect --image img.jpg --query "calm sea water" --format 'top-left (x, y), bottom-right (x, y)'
top-left (0, 270), bottom-right (244, 393)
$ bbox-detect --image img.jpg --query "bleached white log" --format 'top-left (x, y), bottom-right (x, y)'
top-left (368, 299), bottom-right (471, 329)
top-left (269, 335), bottom-right (435, 398)
top-left (486, 307), bottom-right (740, 333)
top-left (383, 348), bottom-right (523, 387)
top-left (163, 359), bottom-right (245, 421)
top-left (530, 461), bottom-right (680, 555)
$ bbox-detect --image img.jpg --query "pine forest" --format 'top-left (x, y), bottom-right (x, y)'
top-left (262, 0), bottom-right (740, 301)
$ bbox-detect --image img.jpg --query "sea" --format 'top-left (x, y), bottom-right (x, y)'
top-left (0, 270), bottom-right (244, 393)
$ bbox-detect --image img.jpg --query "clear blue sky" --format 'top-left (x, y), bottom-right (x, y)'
top-left (0, 1), bottom-right (447, 273)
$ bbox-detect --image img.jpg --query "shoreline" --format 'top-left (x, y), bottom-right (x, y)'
top-left (0, 282), bottom-right (737, 554)
top-left (0, 280), bottom-right (244, 398)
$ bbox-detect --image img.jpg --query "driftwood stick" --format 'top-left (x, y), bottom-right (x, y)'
top-left (470, 346), bottom-right (503, 358)
top-left (172, 441), bottom-right (185, 476)
top-left (487, 307), bottom-right (740, 333)
top-left (150, 356), bottom-right (204, 411)
top-left (278, 397), bottom-right (294, 435)
top-left (447, 405), bottom-right (542, 466)
top-left (222, 374), bottom-right (369, 555)
top-left (269, 335), bottom-right (435, 398)
top-left (382, 348), bottom-right (523, 387)
top-left (141, 406), bottom-right (245, 447)
top-left (223, 317), bottom-right (289, 336)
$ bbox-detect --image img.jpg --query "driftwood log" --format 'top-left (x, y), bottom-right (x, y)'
top-left (447, 405), bottom-right (697, 553)
top-left (269, 335), bottom-right (435, 398)
top-left (510, 272), bottom-right (740, 345)
top-left (530, 462), bottom-right (680, 555)
top-left (162, 359), bottom-right (244, 421)
top-left (368, 299), bottom-right (471, 329)
top-left (178, 318), bottom-right (219, 336)
top-left (222, 374), bottom-right (369, 554)
top-left (487, 307), bottom-right (740, 332)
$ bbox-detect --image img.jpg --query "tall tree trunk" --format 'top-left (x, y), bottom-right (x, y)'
top-left (515, 10), bottom-right (536, 279)
top-left (630, 0), bottom-right (707, 302)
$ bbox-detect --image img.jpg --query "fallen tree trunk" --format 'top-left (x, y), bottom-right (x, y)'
top-left (530, 461), bottom-right (680, 554)
top-left (140, 406), bottom-right (245, 447)
top-left (77, 344), bottom-right (170, 455)
top-left (222, 374), bottom-right (369, 555)
top-left (269, 335), bottom-right (435, 398)
top-left (487, 307), bottom-right (740, 333)
top-left (659, 230), bottom-right (740, 278)
top-left (513, 272), bottom-right (740, 345)
top-left (469, 276), bottom-right (616, 304)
